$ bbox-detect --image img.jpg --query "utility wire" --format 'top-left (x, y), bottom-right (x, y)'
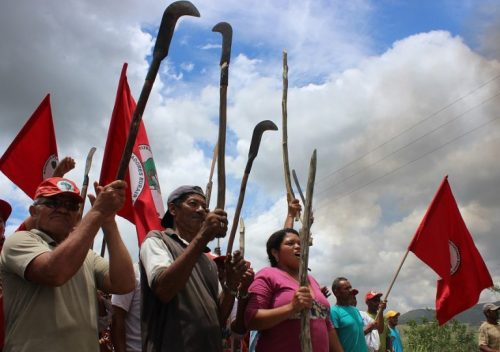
top-left (315, 115), bottom-right (500, 208)
top-left (317, 91), bottom-right (500, 195)
top-left (316, 74), bottom-right (500, 185)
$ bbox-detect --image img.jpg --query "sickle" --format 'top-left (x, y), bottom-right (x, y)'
top-left (116, 1), bottom-right (200, 180)
top-left (225, 120), bottom-right (278, 253)
top-left (212, 22), bottom-right (233, 212)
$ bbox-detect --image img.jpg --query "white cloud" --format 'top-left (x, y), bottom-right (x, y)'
top-left (1, 0), bottom-right (499, 316)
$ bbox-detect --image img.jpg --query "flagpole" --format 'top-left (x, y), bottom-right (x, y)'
top-left (376, 248), bottom-right (411, 320)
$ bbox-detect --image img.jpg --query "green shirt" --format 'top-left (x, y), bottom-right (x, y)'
top-left (0, 230), bottom-right (109, 352)
top-left (331, 305), bottom-right (368, 352)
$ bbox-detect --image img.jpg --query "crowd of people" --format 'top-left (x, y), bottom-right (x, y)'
top-left (0, 163), bottom-right (498, 351)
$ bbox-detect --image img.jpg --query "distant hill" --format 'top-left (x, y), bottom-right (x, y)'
top-left (399, 300), bottom-right (500, 328)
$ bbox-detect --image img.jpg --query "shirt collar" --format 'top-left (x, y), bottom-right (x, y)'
top-left (165, 228), bottom-right (211, 253)
top-left (30, 228), bottom-right (58, 246)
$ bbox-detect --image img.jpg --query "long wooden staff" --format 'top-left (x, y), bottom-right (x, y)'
top-left (225, 120), bottom-right (278, 255)
top-left (101, 1), bottom-right (199, 257)
top-left (281, 50), bottom-right (300, 222)
top-left (292, 169), bottom-right (313, 246)
top-left (298, 149), bottom-right (317, 352)
top-left (205, 142), bottom-right (218, 207)
top-left (212, 22), bottom-right (232, 225)
top-left (375, 249), bottom-right (411, 322)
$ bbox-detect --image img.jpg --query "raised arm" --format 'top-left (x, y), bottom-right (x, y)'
top-left (149, 209), bottom-right (226, 303)
top-left (284, 198), bottom-right (301, 228)
top-left (24, 180), bottom-right (127, 287)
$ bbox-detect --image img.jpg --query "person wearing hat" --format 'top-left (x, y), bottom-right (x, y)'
top-left (0, 177), bottom-right (135, 352)
top-left (139, 185), bottom-right (247, 352)
top-left (330, 277), bottom-right (368, 351)
top-left (385, 310), bottom-right (403, 352)
top-left (363, 291), bottom-right (388, 352)
top-left (479, 303), bottom-right (500, 351)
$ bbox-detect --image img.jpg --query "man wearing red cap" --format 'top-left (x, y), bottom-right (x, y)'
top-left (0, 177), bottom-right (135, 352)
top-left (364, 291), bottom-right (388, 352)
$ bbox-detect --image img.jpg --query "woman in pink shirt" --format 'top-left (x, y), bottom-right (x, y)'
top-left (245, 228), bottom-right (343, 352)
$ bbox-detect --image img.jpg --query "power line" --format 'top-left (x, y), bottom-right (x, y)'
top-left (315, 115), bottom-right (500, 208)
top-left (316, 91), bottom-right (500, 195)
top-left (247, 112), bottom-right (500, 234)
top-left (316, 74), bottom-right (500, 185)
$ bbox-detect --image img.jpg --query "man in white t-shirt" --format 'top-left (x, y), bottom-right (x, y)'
top-left (351, 289), bottom-right (380, 351)
top-left (111, 264), bottom-right (141, 352)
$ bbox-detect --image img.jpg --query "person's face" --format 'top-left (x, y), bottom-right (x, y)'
top-left (335, 280), bottom-right (354, 301)
top-left (388, 315), bottom-right (399, 326)
top-left (486, 309), bottom-right (499, 323)
top-left (31, 195), bottom-right (80, 240)
top-left (171, 194), bottom-right (208, 232)
top-left (367, 295), bottom-right (381, 311)
top-left (273, 232), bottom-right (301, 271)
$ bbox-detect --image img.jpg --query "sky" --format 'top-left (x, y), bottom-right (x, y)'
top-left (1, 0), bottom-right (500, 314)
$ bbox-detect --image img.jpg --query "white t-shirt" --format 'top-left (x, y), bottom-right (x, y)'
top-left (360, 310), bottom-right (380, 352)
top-left (111, 265), bottom-right (141, 352)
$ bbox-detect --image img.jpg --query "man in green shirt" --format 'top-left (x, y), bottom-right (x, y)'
top-left (330, 277), bottom-right (368, 351)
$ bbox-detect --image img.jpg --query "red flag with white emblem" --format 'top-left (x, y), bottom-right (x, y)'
top-left (409, 176), bottom-right (493, 325)
top-left (0, 94), bottom-right (58, 198)
top-left (99, 63), bottom-right (164, 244)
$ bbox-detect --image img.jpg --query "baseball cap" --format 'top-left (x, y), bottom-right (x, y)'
top-left (385, 310), bottom-right (400, 319)
top-left (483, 303), bottom-right (500, 313)
top-left (365, 290), bottom-right (383, 302)
top-left (34, 177), bottom-right (83, 202)
top-left (351, 288), bottom-right (359, 295)
top-left (161, 185), bottom-right (205, 228)
top-left (0, 199), bottom-right (12, 222)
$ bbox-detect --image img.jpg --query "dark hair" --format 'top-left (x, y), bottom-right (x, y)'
top-left (331, 277), bottom-right (348, 293)
top-left (266, 228), bottom-right (299, 267)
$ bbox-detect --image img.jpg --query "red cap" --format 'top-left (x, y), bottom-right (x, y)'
top-left (351, 288), bottom-right (359, 295)
top-left (34, 177), bottom-right (83, 202)
top-left (365, 290), bottom-right (383, 302)
top-left (0, 199), bottom-right (12, 222)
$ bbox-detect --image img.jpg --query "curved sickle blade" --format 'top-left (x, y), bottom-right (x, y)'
top-left (212, 22), bottom-right (232, 67)
top-left (224, 120), bottom-right (278, 254)
top-left (245, 120), bottom-right (278, 173)
top-left (154, 1), bottom-right (200, 61)
top-left (291, 169), bottom-right (306, 206)
top-left (84, 147), bottom-right (97, 177)
top-left (80, 147), bottom-right (96, 221)
top-left (116, 1), bottom-right (200, 180)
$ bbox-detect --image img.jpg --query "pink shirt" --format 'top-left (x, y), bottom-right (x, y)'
top-left (245, 267), bottom-right (332, 352)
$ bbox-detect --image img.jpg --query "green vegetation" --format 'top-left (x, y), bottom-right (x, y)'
top-left (402, 318), bottom-right (476, 352)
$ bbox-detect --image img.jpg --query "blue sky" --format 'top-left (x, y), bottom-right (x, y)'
top-left (1, 0), bottom-right (499, 313)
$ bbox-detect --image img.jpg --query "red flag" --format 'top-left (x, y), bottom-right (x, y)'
top-left (409, 176), bottom-right (493, 325)
top-left (100, 63), bottom-right (164, 244)
top-left (0, 95), bottom-right (59, 199)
